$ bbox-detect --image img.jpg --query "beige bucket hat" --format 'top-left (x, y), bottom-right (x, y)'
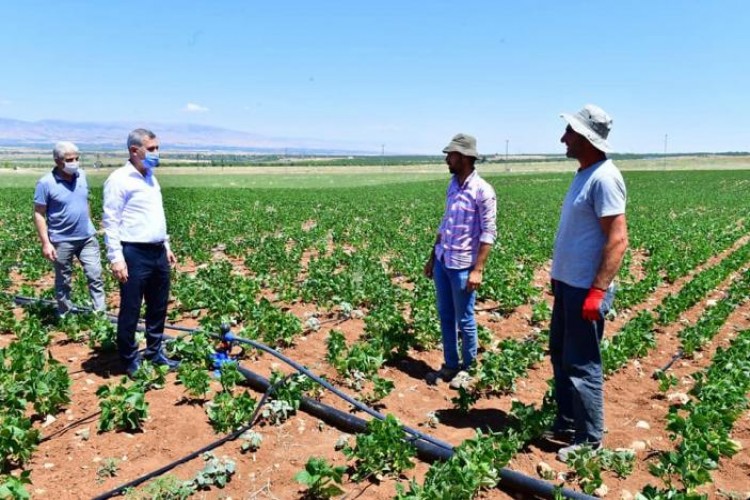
top-left (442, 133), bottom-right (479, 159)
top-left (561, 104), bottom-right (613, 153)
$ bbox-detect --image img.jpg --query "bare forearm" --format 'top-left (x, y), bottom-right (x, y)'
top-left (474, 242), bottom-right (492, 272)
top-left (33, 211), bottom-right (50, 246)
top-left (592, 236), bottom-right (627, 289)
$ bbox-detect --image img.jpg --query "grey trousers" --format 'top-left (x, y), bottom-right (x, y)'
top-left (53, 236), bottom-right (106, 314)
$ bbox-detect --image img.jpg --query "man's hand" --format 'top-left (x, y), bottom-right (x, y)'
top-left (41, 242), bottom-right (57, 262)
top-left (467, 268), bottom-right (483, 292)
top-left (111, 261), bottom-right (128, 283)
top-left (582, 287), bottom-right (606, 321)
top-left (423, 256), bottom-right (434, 279)
top-left (167, 249), bottom-right (177, 266)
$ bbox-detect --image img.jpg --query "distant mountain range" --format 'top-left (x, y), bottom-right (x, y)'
top-left (0, 117), bottom-right (375, 155)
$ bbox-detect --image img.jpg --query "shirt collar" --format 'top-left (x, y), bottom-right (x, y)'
top-left (126, 160), bottom-right (150, 179)
top-left (452, 169), bottom-right (478, 190)
top-left (52, 167), bottom-right (79, 182)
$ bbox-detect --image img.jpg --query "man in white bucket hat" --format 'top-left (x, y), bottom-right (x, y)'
top-left (423, 133), bottom-right (497, 390)
top-left (548, 105), bottom-right (628, 462)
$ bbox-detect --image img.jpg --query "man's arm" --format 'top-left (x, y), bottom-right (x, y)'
top-left (582, 213), bottom-right (628, 321)
top-left (33, 204), bottom-right (57, 262)
top-left (592, 213), bottom-right (628, 290)
top-left (102, 179), bottom-right (128, 282)
top-left (467, 242), bottom-right (492, 291)
top-left (423, 233), bottom-right (441, 279)
top-left (467, 187), bottom-right (497, 291)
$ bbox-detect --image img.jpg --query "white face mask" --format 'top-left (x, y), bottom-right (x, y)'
top-left (62, 161), bottom-right (79, 174)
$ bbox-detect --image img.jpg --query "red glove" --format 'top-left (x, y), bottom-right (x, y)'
top-left (582, 287), bottom-right (606, 321)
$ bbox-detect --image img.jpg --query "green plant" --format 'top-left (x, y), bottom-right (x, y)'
top-left (123, 475), bottom-right (194, 500)
top-left (295, 457), bottom-right (346, 499)
top-left (206, 391), bottom-right (257, 433)
top-left (362, 375), bottom-right (394, 404)
top-left (530, 300), bottom-right (551, 325)
top-left (218, 362), bottom-right (244, 392)
top-left (325, 329), bottom-right (346, 365)
top-left (239, 430), bottom-right (262, 452)
top-left (96, 457), bottom-right (120, 483)
top-left (344, 414), bottom-right (416, 482)
top-left (655, 370), bottom-right (679, 393)
top-left (0, 415), bottom-right (40, 471)
top-left (189, 453), bottom-right (236, 490)
top-left (177, 361), bottom-right (212, 400)
top-left (131, 361), bottom-right (169, 391)
top-left (0, 471), bottom-right (31, 499)
top-left (97, 378), bottom-right (149, 432)
top-left (88, 315), bottom-right (117, 352)
top-left (598, 448), bottom-right (636, 478)
top-left (563, 445), bottom-right (603, 495)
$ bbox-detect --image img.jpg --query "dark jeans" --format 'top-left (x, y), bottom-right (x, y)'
top-left (117, 243), bottom-right (170, 364)
top-left (549, 280), bottom-right (614, 444)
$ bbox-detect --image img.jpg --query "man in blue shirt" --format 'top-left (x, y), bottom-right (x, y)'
top-left (33, 141), bottom-right (105, 316)
top-left (548, 105), bottom-right (628, 462)
top-left (103, 128), bottom-right (178, 376)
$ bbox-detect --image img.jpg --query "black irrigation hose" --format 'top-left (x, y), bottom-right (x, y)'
top-left (233, 362), bottom-right (592, 500)
top-left (653, 349), bottom-right (685, 378)
top-left (40, 411), bottom-right (101, 443)
top-left (90, 373), bottom-right (294, 500)
top-left (222, 328), bottom-right (455, 454)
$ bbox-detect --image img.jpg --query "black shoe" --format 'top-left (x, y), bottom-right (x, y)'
top-left (542, 427), bottom-right (575, 443)
top-left (146, 352), bottom-right (180, 371)
top-left (124, 358), bottom-right (142, 378)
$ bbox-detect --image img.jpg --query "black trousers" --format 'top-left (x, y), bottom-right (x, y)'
top-left (117, 242), bottom-right (170, 363)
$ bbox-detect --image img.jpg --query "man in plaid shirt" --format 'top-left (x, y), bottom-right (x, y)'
top-left (424, 133), bottom-right (497, 389)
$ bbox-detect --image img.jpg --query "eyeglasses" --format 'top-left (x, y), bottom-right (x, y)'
top-left (64, 157), bottom-right (81, 162)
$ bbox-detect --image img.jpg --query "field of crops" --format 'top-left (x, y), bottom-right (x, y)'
top-left (1, 168), bottom-right (750, 499)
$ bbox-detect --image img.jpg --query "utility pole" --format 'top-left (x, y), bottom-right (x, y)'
top-left (381, 144), bottom-right (385, 171)
top-left (663, 134), bottom-right (668, 170)
top-left (505, 139), bottom-right (510, 172)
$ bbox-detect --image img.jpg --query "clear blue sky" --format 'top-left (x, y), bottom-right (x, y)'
top-left (2, 1), bottom-right (747, 154)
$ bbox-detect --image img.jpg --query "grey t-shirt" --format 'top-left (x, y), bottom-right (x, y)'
top-left (551, 159), bottom-right (626, 289)
top-left (34, 169), bottom-right (96, 243)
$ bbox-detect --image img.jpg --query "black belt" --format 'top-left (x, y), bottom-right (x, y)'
top-left (122, 241), bottom-right (164, 249)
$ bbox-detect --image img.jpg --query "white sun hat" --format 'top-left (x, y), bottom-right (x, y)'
top-left (560, 104), bottom-right (613, 153)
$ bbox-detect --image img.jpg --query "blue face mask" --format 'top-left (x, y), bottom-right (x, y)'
top-left (142, 152), bottom-right (160, 170)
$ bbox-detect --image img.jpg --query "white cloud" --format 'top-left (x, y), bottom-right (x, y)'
top-left (183, 102), bottom-right (209, 113)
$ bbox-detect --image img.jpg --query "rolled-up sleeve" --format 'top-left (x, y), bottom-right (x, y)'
top-left (102, 178), bottom-right (125, 263)
top-left (478, 185), bottom-right (497, 245)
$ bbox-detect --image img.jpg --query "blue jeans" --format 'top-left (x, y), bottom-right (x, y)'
top-left (549, 280), bottom-right (614, 444)
top-left (433, 258), bottom-right (477, 371)
top-left (117, 243), bottom-right (170, 364)
top-left (53, 236), bottom-right (106, 315)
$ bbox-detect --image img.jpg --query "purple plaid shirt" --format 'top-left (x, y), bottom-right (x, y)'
top-left (435, 171), bottom-right (497, 269)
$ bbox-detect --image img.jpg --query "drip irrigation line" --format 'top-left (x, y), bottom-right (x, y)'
top-left (223, 328), bottom-right (455, 453)
top-left (653, 349), bottom-right (685, 377)
top-left (90, 373), bottom-right (294, 500)
top-left (40, 411), bottom-right (101, 443)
